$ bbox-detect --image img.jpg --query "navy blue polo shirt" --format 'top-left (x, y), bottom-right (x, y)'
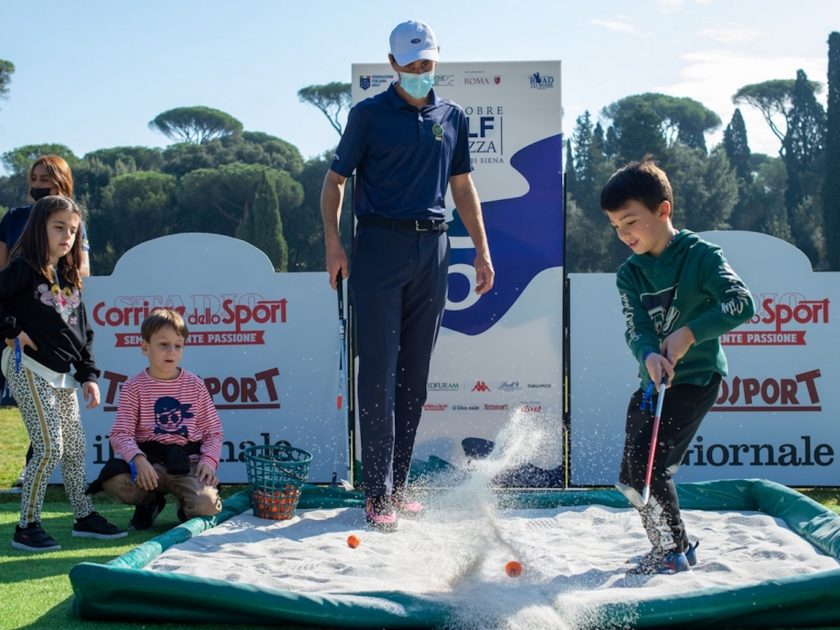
top-left (331, 83), bottom-right (472, 220)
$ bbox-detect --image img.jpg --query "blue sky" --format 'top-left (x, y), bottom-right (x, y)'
top-left (0, 0), bottom-right (836, 172)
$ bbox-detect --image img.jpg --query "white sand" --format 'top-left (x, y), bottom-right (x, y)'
top-left (145, 501), bottom-right (839, 629)
top-left (146, 412), bottom-right (840, 629)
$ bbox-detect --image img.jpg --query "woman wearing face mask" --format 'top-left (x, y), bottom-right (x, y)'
top-left (0, 155), bottom-right (91, 484)
top-left (0, 155), bottom-right (91, 275)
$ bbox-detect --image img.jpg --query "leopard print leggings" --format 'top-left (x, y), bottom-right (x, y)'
top-left (5, 354), bottom-right (94, 527)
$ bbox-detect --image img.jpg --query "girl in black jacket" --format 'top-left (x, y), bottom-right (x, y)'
top-left (1, 196), bottom-right (124, 552)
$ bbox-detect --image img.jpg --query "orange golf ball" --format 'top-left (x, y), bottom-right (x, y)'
top-left (505, 560), bottom-right (523, 578)
top-left (347, 534), bottom-right (361, 549)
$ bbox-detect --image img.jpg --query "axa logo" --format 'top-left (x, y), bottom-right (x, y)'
top-left (442, 135), bottom-right (563, 335)
top-left (471, 381), bottom-right (491, 392)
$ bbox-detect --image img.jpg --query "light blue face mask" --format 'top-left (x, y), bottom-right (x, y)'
top-left (399, 70), bottom-right (434, 100)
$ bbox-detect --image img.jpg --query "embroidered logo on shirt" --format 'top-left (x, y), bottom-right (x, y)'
top-left (153, 396), bottom-right (193, 438)
top-left (37, 283), bottom-right (80, 325)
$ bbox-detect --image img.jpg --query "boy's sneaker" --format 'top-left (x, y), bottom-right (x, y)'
top-left (391, 493), bottom-right (423, 519)
top-left (365, 496), bottom-right (397, 532)
top-left (129, 494), bottom-right (167, 531)
top-left (628, 540), bottom-right (700, 568)
top-left (685, 540), bottom-right (699, 567)
top-left (73, 512), bottom-right (128, 540)
top-left (11, 522), bottom-right (61, 552)
top-left (628, 549), bottom-right (690, 575)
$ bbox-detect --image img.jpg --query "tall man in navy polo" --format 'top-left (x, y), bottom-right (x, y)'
top-left (321, 20), bottom-right (494, 530)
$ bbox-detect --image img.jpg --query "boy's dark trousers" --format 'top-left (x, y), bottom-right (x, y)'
top-left (349, 224), bottom-right (450, 499)
top-left (618, 373), bottom-right (721, 552)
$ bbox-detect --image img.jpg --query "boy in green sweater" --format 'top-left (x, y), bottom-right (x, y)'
top-left (601, 158), bottom-right (755, 574)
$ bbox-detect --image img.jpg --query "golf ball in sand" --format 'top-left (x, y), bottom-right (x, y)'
top-left (347, 534), bottom-right (361, 548)
top-left (505, 560), bottom-right (523, 577)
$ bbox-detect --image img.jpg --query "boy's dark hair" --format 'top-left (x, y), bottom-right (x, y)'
top-left (141, 308), bottom-right (189, 342)
top-left (600, 157), bottom-right (674, 213)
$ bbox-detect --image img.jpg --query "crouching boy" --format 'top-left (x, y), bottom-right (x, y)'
top-left (88, 308), bottom-right (223, 529)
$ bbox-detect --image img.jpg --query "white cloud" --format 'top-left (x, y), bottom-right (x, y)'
top-left (590, 18), bottom-right (639, 35)
top-left (655, 49), bottom-right (827, 154)
top-left (657, 0), bottom-right (685, 13)
top-left (700, 25), bottom-right (762, 44)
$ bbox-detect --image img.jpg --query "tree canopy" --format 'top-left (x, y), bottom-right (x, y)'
top-left (149, 106), bottom-right (244, 144)
top-left (84, 146), bottom-right (164, 172)
top-left (602, 93), bottom-right (721, 153)
top-left (298, 82), bottom-right (352, 135)
top-left (823, 31), bottom-right (840, 270)
top-left (1, 144), bottom-right (78, 175)
top-left (0, 59), bottom-right (14, 106)
top-left (723, 108), bottom-right (751, 182)
top-left (733, 78), bottom-right (823, 148)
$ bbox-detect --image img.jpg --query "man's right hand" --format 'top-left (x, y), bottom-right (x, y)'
top-left (326, 240), bottom-right (349, 290)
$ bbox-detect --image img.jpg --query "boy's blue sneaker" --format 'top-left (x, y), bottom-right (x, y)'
top-left (685, 540), bottom-right (699, 567)
top-left (628, 549), bottom-right (690, 575)
top-left (629, 540), bottom-right (699, 568)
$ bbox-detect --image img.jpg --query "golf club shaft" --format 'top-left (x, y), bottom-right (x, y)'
top-left (336, 272), bottom-right (346, 410)
top-left (641, 373), bottom-right (669, 506)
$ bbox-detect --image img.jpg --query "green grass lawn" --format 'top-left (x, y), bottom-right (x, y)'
top-left (2, 406), bottom-right (840, 629)
top-left (0, 407), bottom-right (276, 629)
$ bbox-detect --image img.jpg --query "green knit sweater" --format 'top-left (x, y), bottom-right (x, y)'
top-left (616, 230), bottom-right (755, 388)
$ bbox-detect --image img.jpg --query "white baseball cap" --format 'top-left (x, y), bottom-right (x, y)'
top-left (389, 21), bottom-right (440, 66)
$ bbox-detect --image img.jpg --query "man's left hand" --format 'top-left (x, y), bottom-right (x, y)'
top-left (473, 254), bottom-right (495, 295)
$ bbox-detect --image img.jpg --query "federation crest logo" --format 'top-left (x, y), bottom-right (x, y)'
top-left (359, 75), bottom-right (371, 90)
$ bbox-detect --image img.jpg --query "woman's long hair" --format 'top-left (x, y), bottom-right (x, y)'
top-left (9, 195), bottom-right (86, 288)
top-left (29, 155), bottom-right (74, 198)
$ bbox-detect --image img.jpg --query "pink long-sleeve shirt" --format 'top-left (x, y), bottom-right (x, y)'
top-left (109, 368), bottom-right (223, 470)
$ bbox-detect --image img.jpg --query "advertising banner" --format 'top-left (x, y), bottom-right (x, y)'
top-left (351, 62), bottom-right (565, 483)
top-left (73, 234), bottom-right (348, 484)
top-left (569, 231), bottom-right (840, 486)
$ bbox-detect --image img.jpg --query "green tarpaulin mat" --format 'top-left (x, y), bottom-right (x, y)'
top-left (70, 479), bottom-right (840, 628)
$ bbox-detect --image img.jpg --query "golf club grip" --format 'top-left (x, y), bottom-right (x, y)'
top-left (336, 271), bottom-right (344, 316)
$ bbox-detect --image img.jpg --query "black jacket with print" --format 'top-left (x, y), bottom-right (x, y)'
top-left (0, 257), bottom-right (99, 383)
